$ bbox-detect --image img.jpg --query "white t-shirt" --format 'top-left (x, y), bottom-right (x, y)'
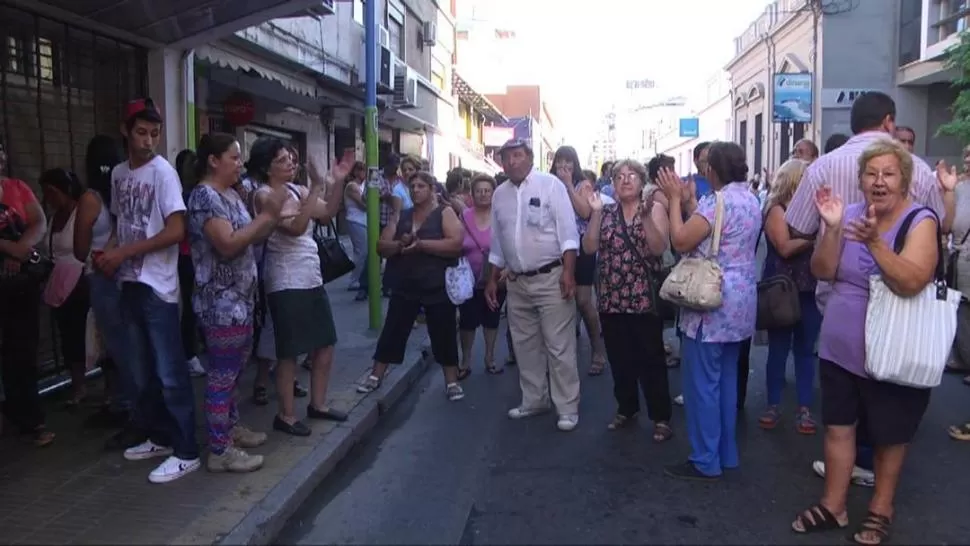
top-left (110, 155), bottom-right (186, 303)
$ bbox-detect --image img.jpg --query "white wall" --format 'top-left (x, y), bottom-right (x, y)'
top-left (657, 94), bottom-right (732, 176)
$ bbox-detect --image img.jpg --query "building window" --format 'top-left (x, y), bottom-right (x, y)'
top-left (754, 113), bottom-right (763, 174)
top-left (431, 57), bottom-right (445, 91)
top-left (387, 0), bottom-right (405, 60)
top-left (936, 0), bottom-right (970, 43)
top-left (898, 0), bottom-right (922, 66)
top-left (352, 0), bottom-right (364, 26)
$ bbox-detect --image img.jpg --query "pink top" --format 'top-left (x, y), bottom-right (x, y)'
top-left (461, 207), bottom-right (491, 280)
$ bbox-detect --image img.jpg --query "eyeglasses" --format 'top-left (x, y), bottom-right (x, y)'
top-left (612, 173), bottom-right (641, 183)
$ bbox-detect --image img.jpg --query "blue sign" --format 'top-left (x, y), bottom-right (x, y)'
top-left (773, 73), bottom-right (813, 123)
top-left (679, 118), bottom-right (699, 138)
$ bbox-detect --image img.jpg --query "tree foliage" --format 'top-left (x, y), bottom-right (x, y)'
top-left (939, 31), bottom-right (970, 144)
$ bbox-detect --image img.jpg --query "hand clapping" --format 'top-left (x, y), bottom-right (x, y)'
top-left (814, 185), bottom-right (844, 228)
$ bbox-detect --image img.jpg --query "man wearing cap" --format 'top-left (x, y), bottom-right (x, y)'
top-left (93, 98), bottom-right (201, 483)
top-left (485, 139), bottom-right (582, 431)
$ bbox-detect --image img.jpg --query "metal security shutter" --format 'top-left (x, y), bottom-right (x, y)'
top-left (0, 5), bottom-right (146, 382)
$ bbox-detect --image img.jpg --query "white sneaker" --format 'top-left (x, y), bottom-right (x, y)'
top-left (149, 455), bottom-right (201, 483)
top-left (673, 394), bottom-right (684, 406)
top-left (187, 357), bottom-right (206, 377)
top-left (124, 440), bottom-right (174, 461)
top-left (508, 406), bottom-right (550, 419)
top-left (557, 414), bottom-right (579, 431)
top-left (811, 460), bottom-right (875, 487)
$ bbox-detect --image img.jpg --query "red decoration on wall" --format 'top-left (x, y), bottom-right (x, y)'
top-left (224, 93), bottom-right (255, 127)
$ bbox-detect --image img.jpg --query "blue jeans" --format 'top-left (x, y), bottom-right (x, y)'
top-left (765, 291), bottom-right (822, 408)
top-left (88, 271), bottom-right (136, 412)
top-left (682, 324), bottom-right (741, 477)
top-left (121, 282), bottom-right (199, 460)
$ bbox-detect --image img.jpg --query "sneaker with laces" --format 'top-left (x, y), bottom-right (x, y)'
top-left (207, 448), bottom-right (264, 474)
top-left (508, 405), bottom-right (550, 419)
top-left (445, 383), bottom-right (464, 401)
top-left (149, 455), bottom-right (201, 483)
top-left (811, 460), bottom-right (874, 487)
top-left (231, 425), bottom-right (268, 448)
top-left (124, 440), bottom-right (173, 461)
top-left (557, 414), bottom-right (579, 431)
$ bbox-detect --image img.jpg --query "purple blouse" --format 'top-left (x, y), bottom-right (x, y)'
top-left (818, 202), bottom-right (936, 377)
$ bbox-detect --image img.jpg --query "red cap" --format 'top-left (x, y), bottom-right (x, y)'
top-left (125, 98), bottom-right (162, 123)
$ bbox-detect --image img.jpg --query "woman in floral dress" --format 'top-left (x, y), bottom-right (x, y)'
top-left (582, 159), bottom-right (672, 441)
top-left (657, 141), bottom-right (761, 481)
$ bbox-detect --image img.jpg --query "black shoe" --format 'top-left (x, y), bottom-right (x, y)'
top-left (273, 415), bottom-right (311, 437)
top-left (252, 385), bottom-right (269, 406)
top-left (664, 461), bottom-right (720, 481)
top-left (105, 425), bottom-right (147, 451)
top-left (293, 380), bottom-right (308, 397)
top-left (307, 405), bottom-right (348, 422)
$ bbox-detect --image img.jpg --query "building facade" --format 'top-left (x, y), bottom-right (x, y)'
top-left (726, 0), bottom-right (964, 175)
top-left (486, 85), bottom-right (559, 170)
top-left (655, 73), bottom-right (733, 176)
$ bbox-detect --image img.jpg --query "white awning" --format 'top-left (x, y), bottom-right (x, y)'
top-left (195, 44), bottom-right (317, 98)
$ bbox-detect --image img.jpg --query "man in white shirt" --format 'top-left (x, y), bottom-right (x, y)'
top-left (485, 139), bottom-right (582, 431)
top-left (94, 98), bottom-right (200, 484)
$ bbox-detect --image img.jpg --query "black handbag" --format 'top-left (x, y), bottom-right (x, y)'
top-left (313, 220), bottom-right (355, 284)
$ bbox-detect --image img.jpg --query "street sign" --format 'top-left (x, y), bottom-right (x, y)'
top-left (679, 118), bottom-right (699, 138)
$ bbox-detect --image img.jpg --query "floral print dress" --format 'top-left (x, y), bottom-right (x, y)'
top-left (678, 183), bottom-right (761, 343)
top-left (596, 203), bottom-right (664, 314)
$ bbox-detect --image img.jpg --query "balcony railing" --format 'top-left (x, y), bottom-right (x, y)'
top-left (932, 1), bottom-right (970, 43)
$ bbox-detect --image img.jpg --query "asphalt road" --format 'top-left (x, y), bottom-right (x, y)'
top-left (279, 324), bottom-right (970, 545)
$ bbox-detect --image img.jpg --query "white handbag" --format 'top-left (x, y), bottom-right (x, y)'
top-left (659, 191), bottom-right (725, 311)
top-left (445, 257), bottom-right (475, 305)
top-left (864, 208), bottom-right (963, 388)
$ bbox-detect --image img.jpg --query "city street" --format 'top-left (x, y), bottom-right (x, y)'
top-left (279, 326), bottom-right (970, 545)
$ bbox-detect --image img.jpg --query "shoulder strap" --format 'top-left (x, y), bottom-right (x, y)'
top-left (892, 207), bottom-right (930, 254)
top-left (615, 206), bottom-right (655, 270)
top-left (959, 226), bottom-right (970, 247)
top-left (708, 191), bottom-right (725, 258)
top-left (459, 210), bottom-right (487, 254)
top-left (891, 205), bottom-right (946, 288)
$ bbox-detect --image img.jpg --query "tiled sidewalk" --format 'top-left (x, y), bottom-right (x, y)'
top-left (0, 288), bottom-right (428, 545)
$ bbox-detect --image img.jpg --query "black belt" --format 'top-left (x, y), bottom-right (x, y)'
top-left (512, 259), bottom-right (562, 279)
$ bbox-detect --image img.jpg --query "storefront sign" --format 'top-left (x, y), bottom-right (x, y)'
top-left (224, 93), bottom-right (255, 126)
top-left (820, 88), bottom-right (878, 109)
top-left (679, 118), bottom-right (700, 138)
top-left (773, 73), bottom-right (813, 123)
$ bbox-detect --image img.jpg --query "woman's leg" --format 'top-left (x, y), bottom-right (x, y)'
top-left (178, 255), bottom-right (198, 362)
top-left (458, 293), bottom-right (481, 371)
top-left (763, 326), bottom-right (794, 424)
top-left (717, 341), bottom-right (741, 469)
top-left (636, 313), bottom-right (673, 433)
top-left (679, 327), bottom-right (726, 477)
top-left (793, 292), bottom-right (823, 415)
top-left (481, 290), bottom-right (507, 371)
top-left (55, 280), bottom-right (91, 402)
top-left (361, 295), bottom-right (422, 391)
top-left (575, 285), bottom-right (607, 373)
top-left (0, 283), bottom-right (50, 443)
top-left (425, 301), bottom-right (463, 399)
top-left (600, 313), bottom-right (640, 420)
top-left (737, 338), bottom-right (751, 410)
top-left (347, 222), bottom-right (367, 289)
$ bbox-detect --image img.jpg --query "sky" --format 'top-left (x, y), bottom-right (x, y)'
top-left (465, 0), bottom-right (772, 155)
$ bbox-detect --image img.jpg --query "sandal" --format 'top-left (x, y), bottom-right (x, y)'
top-left (795, 408), bottom-right (817, 435)
top-left (32, 427), bottom-right (55, 447)
top-left (791, 503), bottom-right (848, 534)
top-left (485, 359), bottom-right (504, 375)
top-left (357, 374), bottom-right (383, 394)
top-left (588, 354), bottom-right (607, 376)
top-left (947, 422), bottom-right (970, 441)
top-left (457, 367), bottom-right (472, 381)
top-left (653, 422), bottom-right (674, 442)
top-left (607, 413), bottom-right (636, 430)
top-left (252, 385), bottom-right (269, 406)
top-left (759, 405), bottom-right (782, 429)
top-left (852, 511), bottom-right (892, 545)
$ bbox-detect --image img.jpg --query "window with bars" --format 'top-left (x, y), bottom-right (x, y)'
top-left (6, 36), bottom-right (56, 82)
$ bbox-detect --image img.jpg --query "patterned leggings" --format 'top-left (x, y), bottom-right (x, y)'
top-left (203, 325), bottom-right (253, 455)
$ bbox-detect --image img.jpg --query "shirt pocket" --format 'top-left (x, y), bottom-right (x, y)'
top-left (526, 203), bottom-right (544, 227)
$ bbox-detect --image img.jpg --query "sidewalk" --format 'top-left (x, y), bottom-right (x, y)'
top-left (0, 285), bottom-right (430, 546)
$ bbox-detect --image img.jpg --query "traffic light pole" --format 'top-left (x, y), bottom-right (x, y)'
top-left (364, 0), bottom-right (383, 331)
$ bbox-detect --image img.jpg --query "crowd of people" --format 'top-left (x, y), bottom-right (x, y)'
top-left (0, 90), bottom-right (967, 545)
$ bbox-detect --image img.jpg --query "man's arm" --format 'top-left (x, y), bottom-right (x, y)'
top-left (785, 162), bottom-right (823, 239)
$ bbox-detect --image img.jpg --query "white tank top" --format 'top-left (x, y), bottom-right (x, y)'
top-left (256, 183), bottom-right (323, 293)
top-left (49, 207), bottom-right (82, 266)
top-left (87, 192), bottom-right (113, 273)
top-left (344, 183), bottom-right (366, 226)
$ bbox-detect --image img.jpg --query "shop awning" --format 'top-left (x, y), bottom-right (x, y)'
top-left (196, 44), bottom-right (318, 97)
top-left (452, 72), bottom-right (507, 124)
top-left (10, 0), bottom-right (332, 49)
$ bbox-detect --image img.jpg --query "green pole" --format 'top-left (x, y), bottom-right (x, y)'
top-left (364, 0), bottom-right (382, 330)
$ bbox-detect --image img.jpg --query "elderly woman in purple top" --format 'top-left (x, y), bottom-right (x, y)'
top-left (791, 139), bottom-right (940, 545)
top-left (657, 141), bottom-right (761, 481)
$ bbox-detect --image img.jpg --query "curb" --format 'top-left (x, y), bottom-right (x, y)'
top-left (214, 338), bottom-right (432, 546)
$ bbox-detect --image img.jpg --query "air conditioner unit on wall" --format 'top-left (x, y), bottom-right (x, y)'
top-left (379, 25), bottom-right (390, 49)
top-left (421, 21), bottom-right (437, 46)
top-left (393, 60), bottom-right (417, 108)
top-left (357, 45), bottom-right (395, 94)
